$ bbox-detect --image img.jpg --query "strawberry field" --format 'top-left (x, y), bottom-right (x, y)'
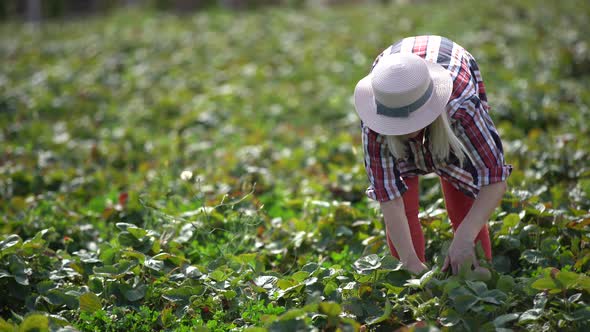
top-left (1, 0), bottom-right (589, 331)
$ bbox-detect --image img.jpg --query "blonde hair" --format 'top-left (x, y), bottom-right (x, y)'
top-left (385, 111), bottom-right (471, 165)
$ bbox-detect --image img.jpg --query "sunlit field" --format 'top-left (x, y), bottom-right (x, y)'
top-left (1, 0), bottom-right (589, 330)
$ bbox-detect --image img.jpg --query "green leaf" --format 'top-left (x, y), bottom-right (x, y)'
top-left (577, 275), bottom-right (590, 292)
top-left (365, 300), bottom-right (392, 325)
top-left (531, 277), bottom-right (559, 291)
top-left (88, 276), bottom-right (104, 293)
top-left (480, 296), bottom-right (501, 305)
top-left (118, 232), bottom-right (140, 247)
top-left (115, 223), bottom-right (135, 231)
top-left (162, 285), bottom-right (203, 303)
top-left (448, 286), bottom-right (473, 299)
top-left (8, 256), bottom-right (28, 286)
top-left (0, 270), bottom-right (12, 279)
top-left (453, 294), bottom-right (479, 313)
top-left (343, 298), bottom-right (364, 317)
top-left (45, 289), bottom-right (67, 306)
top-left (493, 313), bottom-right (520, 327)
top-left (570, 307), bottom-right (590, 321)
top-left (254, 276), bottom-right (278, 291)
top-left (568, 293), bottom-right (582, 303)
top-left (120, 249), bottom-right (146, 263)
top-left (443, 280), bottom-right (462, 294)
top-left (492, 255), bottom-right (512, 274)
top-left (323, 281), bottom-right (338, 296)
top-left (533, 203), bottom-right (546, 214)
top-left (152, 252), bottom-right (186, 266)
top-left (353, 254), bottom-right (381, 274)
top-left (93, 260), bottom-right (136, 278)
top-left (404, 278), bottom-right (422, 289)
top-left (318, 302), bottom-right (341, 317)
top-left (144, 258), bottom-right (165, 272)
top-left (14, 274), bottom-right (29, 286)
top-left (268, 318), bottom-right (307, 332)
top-left (36, 280), bottom-right (55, 295)
top-left (224, 289), bottom-right (237, 300)
top-left (278, 309), bottom-right (306, 321)
top-left (379, 255), bottom-right (403, 271)
top-left (277, 278), bottom-right (295, 290)
top-left (126, 227), bottom-right (147, 239)
top-left (465, 280), bottom-right (487, 294)
top-left (555, 270), bottom-right (581, 288)
top-left (235, 253), bottom-right (257, 267)
top-left (122, 283), bottom-right (147, 302)
top-left (496, 275), bottom-right (515, 293)
top-left (0, 235), bottom-right (22, 253)
top-left (304, 277), bottom-right (318, 286)
top-left (79, 293), bottom-right (102, 314)
top-left (522, 250), bottom-right (546, 265)
top-left (46, 314), bottom-right (69, 327)
top-left (62, 292), bottom-right (80, 310)
top-left (301, 263), bottom-right (319, 273)
top-left (533, 291), bottom-right (548, 309)
top-left (498, 235), bottom-right (520, 250)
top-left (500, 213), bottom-right (520, 234)
top-left (419, 270), bottom-right (435, 286)
top-left (481, 289), bottom-right (507, 302)
top-left (19, 314), bottom-right (48, 332)
top-left (184, 265), bottom-right (203, 279)
top-left (291, 271), bottom-right (310, 282)
top-left (209, 269), bottom-right (226, 282)
top-left (439, 308), bottom-right (460, 327)
top-left (540, 238), bottom-right (560, 255)
top-left (519, 309), bottom-right (543, 322)
top-left (0, 317), bottom-right (15, 332)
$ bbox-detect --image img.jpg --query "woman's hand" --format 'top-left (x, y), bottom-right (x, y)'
top-left (405, 260), bottom-right (428, 275)
top-left (380, 199), bottom-right (423, 269)
top-left (442, 237), bottom-right (478, 275)
top-left (443, 182), bottom-right (507, 275)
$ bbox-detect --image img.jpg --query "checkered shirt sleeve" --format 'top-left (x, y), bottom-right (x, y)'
top-left (453, 96), bottom-right (512, 187)
top-left (452, 50), bottom-right (512, 187)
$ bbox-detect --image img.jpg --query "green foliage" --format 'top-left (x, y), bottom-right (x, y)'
top-left (1, 0), bottom-right (590, 331)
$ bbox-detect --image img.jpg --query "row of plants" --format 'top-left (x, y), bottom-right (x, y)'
top-left (1, 188), bottom-right (589, 330)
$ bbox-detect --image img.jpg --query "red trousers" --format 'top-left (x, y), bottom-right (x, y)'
top-left (386, 176), bottom-right (492, 262)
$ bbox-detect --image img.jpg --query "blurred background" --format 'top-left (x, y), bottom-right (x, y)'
top-left (1, 0), bottom-right (589, 330)
top-left (1, 0), bottom-right (589, 214)
top-left (2, 0), bottom-right (393, 21)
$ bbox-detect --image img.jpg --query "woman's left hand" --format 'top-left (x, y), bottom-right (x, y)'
top-left (441, 182), bottom-right (507, 275)
top-left (442, 237), bottom-right (478, 275)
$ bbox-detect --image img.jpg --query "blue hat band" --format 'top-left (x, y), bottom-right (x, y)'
top-left (375, 80), bottom-right (434, 118)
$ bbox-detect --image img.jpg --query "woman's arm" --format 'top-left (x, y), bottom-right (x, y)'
top-left (443, 181), bottom-right (507, 274)
top-left (381, 198), bottom-right (427, 274)
top-left (455, 181), bottom-right (507, 241)
top-left (361, 123), bottom-right (424, 273)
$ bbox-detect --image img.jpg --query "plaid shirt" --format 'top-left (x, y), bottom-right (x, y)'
top-left (362, 35), bottom-right (512, 201)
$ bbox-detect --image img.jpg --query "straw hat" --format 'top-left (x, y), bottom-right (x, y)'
top-left (354, 53), bottom-right (453, 135)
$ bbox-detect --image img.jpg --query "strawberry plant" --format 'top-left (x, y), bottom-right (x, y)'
top-left (1, 0), bottom-right (589, 331)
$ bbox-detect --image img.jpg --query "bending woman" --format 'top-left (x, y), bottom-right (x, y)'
top-left (353, 36), bottom-right (512, 274)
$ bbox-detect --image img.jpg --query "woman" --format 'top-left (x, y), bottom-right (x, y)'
top-left (353, 36), bottom-right (512, 275)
